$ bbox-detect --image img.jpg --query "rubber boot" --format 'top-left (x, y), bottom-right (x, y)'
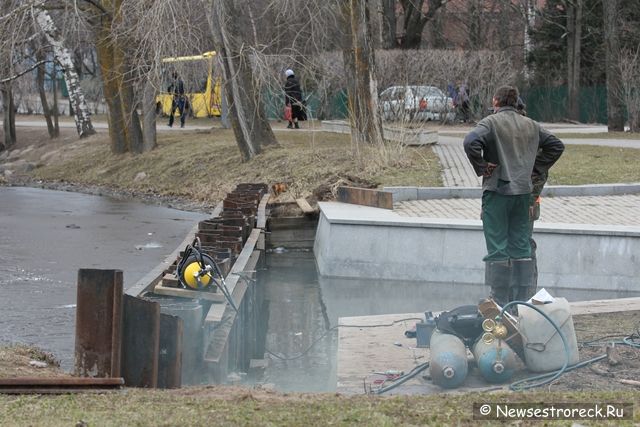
top-left (510, 258), bottom-right (536, 304)
top-left (485, 260), bottom-right (511, 308)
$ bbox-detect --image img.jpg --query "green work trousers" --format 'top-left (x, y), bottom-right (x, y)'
top-left (481, 191), bottom-right (532, 261)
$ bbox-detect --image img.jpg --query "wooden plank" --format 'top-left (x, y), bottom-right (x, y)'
top-left (257, 194), bottom-right (270, 229)
top-left (153, 282), bottom-right (225, 303)
top-left (336, 186), bottom-right (393, 209)
top-left (267, 216), bottom-right (318, 230)
top-left (160, 273), bottom-right (179, 287)
top-left (296, 198), bottom-right (315, 214)
top-left (570, 297), bottom-right (640, 315)
top-left (204, 229), bottom-right (261, 326)
top-left (204, 249), bottom-right (261, 364)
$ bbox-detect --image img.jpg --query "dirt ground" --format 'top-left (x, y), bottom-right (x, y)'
top-left (544, 310), bottom-right (640, 392)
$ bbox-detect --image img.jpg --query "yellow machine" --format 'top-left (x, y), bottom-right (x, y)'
top-left (157, 51), bottom-right (222, 118)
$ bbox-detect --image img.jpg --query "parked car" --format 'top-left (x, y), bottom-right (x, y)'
top-left (379, 85), bottom-right (454, 122)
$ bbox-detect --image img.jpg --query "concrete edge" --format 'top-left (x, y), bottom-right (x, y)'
top-left (318, 201), bottom-right (640, 237)
top-left (384, 184), bottom-right (640, 202)
top-left (338, 296), bottom-right (640, 325)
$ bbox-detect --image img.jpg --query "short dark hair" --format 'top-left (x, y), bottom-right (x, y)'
top-left (493, 86), bottom-right (519, 108)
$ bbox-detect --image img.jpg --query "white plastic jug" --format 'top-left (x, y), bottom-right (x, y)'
top-left (518, 297), bottom-right (580, 372)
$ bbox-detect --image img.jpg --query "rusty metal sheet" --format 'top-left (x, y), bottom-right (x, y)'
top-left (336, 186), bottom-right (393, 209)
top-left (157, 314), bottom-right (183, 389)
top-left (74, 269), bottom-right (123, 378)
top-left (121, 295), bottom-right (160, 388)
top-left (0, 377), bottom-right (124, 394)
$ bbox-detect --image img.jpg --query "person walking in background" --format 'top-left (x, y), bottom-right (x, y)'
top-left (168, 71), bottom-right (187, 128)
top-left (283, 69), bottom-right (305, 129)
top-left (456, 82), bottom-right (471, 123)
top-left (463, 85), bottom-right (564, 307)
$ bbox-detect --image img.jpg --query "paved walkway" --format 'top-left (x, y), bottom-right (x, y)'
top-left (415, 129), bottom-right (640, 226)
top-left (395, 194), bottom-right (640, 226)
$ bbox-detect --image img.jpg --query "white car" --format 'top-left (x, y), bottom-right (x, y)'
top-left (379, 85), bottom-right (455, 122)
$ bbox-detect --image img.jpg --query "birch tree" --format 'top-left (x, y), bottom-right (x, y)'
top-left (33, 6), bottom-right (95, 138)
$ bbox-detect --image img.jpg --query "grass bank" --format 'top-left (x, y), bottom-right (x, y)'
top-left (1, 388), bottom-right (638, 426)
top-left (6, 123), bottom-right (638, 209)
top-left (29, 127), bottom-right (442, 205)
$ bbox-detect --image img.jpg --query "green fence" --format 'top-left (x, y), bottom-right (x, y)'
top-left (263, 89), bottom-right (348, 121)
top-left (262, 85), bottom-right (610, 124)
top-left (522, 85), bottom-right (608, 124)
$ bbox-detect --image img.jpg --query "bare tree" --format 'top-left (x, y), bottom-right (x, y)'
top-left (33, 5), bottom-right (96, 137)
top-left (566, 0), bottom-right (583, 121)
top-left (603, 0), bottom-right (625, 131)
top-left (343, 0), bottom-right (384, 150)
top-left (381, 0), bottom-right (446, 49)
top-left (205, 0), bottom-right (278, 161)
top-left (619, 48), bottom-right (640, 132)
top-left (33, 39), bottom-right (59, 138)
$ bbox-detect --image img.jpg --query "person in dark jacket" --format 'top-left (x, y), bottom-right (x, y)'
top-left (463, 85), bottom-right (564, 307)
top-left (283, 69), bottom-right (304, 129)
top-left (168, 71), bottom-right (187, 128)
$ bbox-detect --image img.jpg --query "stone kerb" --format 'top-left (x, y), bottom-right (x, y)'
top-left (384, 184), bottom-right (640, 202)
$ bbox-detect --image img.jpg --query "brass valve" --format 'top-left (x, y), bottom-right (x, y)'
top-left (493, 322), bottom-right (508, 340)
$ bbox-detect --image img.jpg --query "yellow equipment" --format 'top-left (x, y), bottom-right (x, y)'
top-left (175, 237), bottom-right (238, 311)
top-left (157, 51), bottom-right (222, 118)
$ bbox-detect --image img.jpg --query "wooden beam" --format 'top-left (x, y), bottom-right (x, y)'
top-left (336, 186), bottom-right (393, 209)
top-left (256, 193), bottom-right (270, 229)
top-left (153, 282), bottom-right (225, 303)
top-left (296, 198), bottom-right (315, 214)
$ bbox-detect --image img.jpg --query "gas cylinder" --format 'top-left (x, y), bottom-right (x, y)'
top-left (429, 329), bottom-right (468, 389)
top-left (472, 338), bottom-right (517, 383)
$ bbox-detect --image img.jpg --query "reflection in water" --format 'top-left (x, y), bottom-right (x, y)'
top-left (260, 251), bottom-right (640, 393)
top-left (261, 252), bottom-right (336, 392)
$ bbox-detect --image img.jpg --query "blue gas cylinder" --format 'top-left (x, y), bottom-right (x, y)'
top-left (472, 338), bottom-right (517, 383)
top-left (429, 329), bottom-right (469, 389)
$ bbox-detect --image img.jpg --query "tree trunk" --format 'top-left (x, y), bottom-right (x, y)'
top-left (402, 0), bottom-right (426, 48)
top-left (35, 8), bottom-right (95, 138)
top-left (208, 0), bottom-right (278, 161)
top-left (96, 27), bottom-right (127, 154)
top-left (522, 0), bottom-right (536, 81)
top-left (35, 47), bottom-right (57, 138)
top-left (346, 0), bottom-right (384, 147)
top-left (52, 65), bottom-right (60, 135)
top-left (141, 79), bottom-right (157, 152)
top-left (380, 0), bottom-right (396, 49)
top-left (603, 0), bottom-right (625, 131)
top-left (1, 82), bottom-right (17, 150)
top-left (566, 0), bottom-right (582, 121)
top-left (93, 0), bottom-right (144, 154)
top-left (468, 0), bottom-right (482, 50)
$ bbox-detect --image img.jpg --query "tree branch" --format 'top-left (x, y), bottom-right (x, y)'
top-left (0, 60), bottom-right (52, 83)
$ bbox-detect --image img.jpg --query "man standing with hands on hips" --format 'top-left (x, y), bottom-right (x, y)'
top-left (463, 86), bottom-right (564, 307)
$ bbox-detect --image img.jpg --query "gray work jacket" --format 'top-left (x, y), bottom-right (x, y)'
top-left (463, 106), bottom-right (565, 195)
